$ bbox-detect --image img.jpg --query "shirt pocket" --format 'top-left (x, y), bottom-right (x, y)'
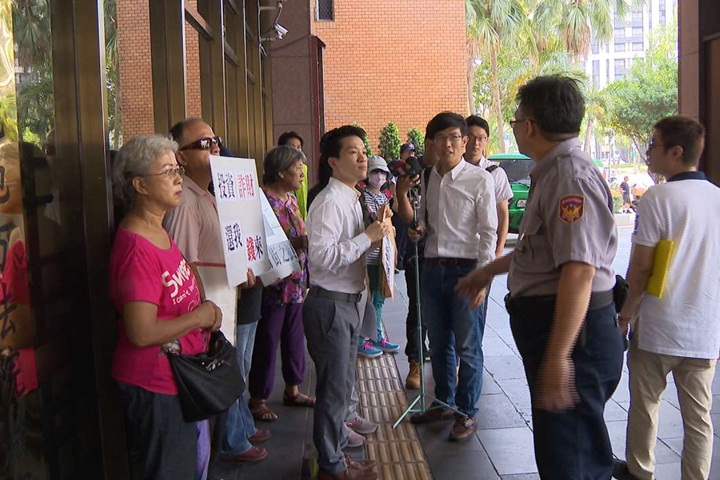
top-left (518, 212), bottom-right (553, 270)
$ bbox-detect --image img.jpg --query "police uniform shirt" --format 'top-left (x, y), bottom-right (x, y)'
top-left (508, 138), bottom-right (617, 297)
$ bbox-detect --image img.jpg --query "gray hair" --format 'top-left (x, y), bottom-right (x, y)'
top-left (112, 134), bottom-right (178, 209)
top-left (262, 145), bottom-right (306, 184)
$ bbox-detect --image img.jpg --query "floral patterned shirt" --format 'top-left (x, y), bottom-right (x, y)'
top-left (263, 190), bottom-right (308, 304)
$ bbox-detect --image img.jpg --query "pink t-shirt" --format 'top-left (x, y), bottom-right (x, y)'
top-left (110, 228), bottom-right (206, 395)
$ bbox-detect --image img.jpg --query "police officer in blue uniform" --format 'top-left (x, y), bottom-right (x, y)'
top-left (456, 75), bottom-right (625, 479)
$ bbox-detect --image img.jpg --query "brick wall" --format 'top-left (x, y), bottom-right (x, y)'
top-left (185, 0), bottom-right (202, 119)
top-left (117, 0), bottom-right (154, 139)
top-left (117, 1), bottom-right (204, 139)
top-left (312, 0), bottom-right (468, 154)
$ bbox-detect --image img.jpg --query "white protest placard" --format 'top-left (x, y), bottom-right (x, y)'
top-left (258, 191), bottom-right (301, 286)
top-left (210, 155), bottom-right (271, 287)
top-left (195, 265), bottom-right (237, 346)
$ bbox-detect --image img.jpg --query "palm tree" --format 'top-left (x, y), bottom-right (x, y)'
top-left (466, 0), bottom-right (526, 152)
top-left (530, 0), bottom-right (633, 60)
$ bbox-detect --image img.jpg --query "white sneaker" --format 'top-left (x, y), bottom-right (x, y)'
top-left (346, 415), bottom-right (378, 435)
top-left (345, 424), bottom-right (365, 448)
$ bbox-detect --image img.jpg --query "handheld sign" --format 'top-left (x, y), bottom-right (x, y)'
top-left (209, 155), bottom-right (270, 287)
top-left (258, 190), bottom-right (301, 286)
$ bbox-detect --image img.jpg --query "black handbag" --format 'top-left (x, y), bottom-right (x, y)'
top-left (166, 330), bottom-right (244, 421)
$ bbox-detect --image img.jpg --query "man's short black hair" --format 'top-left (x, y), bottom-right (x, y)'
top-left (653, 115), bottom-right (706, 166)
top-left (426, 112), bottom-right (467, 140)
top-left (318, 125), bottom-right (366, 183)
top-left (516, 75), bottom-right (585, 137)
top-left (465, 115), bottom-right (490, 137)
top-left (278, 130), bottom-right (304, 147)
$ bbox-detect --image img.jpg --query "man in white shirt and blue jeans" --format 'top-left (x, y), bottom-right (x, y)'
top-left (616, 116), bottom-right (720, 480)
top-left (304, 125), bottom-right (391, 480)
top-left (408, 112), bottom-right (497, 442)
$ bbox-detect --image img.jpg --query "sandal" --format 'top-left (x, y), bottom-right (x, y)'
top-left (282, 392), bottom-right (316, 408)
top-left (249, 400), bottom-right (278, 422)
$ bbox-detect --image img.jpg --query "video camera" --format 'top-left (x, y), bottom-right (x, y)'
top-left (388, 156), bottom-right (423, 178)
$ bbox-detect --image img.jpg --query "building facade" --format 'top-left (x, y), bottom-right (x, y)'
top-left (270, 0), bottom-right (467, 183)
top-left (587, 0), bottom-right (678, 89)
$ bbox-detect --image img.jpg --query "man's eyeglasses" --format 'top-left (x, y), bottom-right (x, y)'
top-left (180, 136), bottom-right (223, 151)
top-left (468, 134), bottom-right (488, 142)
top-left (509, 118), bottom-right (532, 128)
top-left (647, 141), bottom-right (664, 151)
top-left (143, 166), bottom-right (185, 179)
top-left (433, 134), bottom-right (464, 144)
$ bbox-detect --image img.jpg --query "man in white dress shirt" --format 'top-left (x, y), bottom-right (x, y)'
top-left (304, 125), bottom-right (391, 480)
top-left (464, 115), bottom-right (513, 258)
top-left (407, 112), bottom-right (497, 442)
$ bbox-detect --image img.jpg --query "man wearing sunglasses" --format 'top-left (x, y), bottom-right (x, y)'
top-left (164, 118), bottom-right (269, 465)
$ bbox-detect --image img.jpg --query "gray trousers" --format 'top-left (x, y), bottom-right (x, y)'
top-left (303, 292), bottom-right (361, 476)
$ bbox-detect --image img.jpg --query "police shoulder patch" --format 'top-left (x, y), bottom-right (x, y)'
top-left (558, 195), bottom-right (584, 223)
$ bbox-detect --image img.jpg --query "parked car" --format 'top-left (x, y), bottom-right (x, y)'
top-left (488, 152), bottom-right (534, 234)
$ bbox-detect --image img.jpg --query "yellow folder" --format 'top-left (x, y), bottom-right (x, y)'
top-left (645, 239), bottom-right (675, 298)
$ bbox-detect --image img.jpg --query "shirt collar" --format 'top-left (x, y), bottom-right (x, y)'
top-left (667, 171), bottom-right (708, 182)
top-left (182, 175), bottom-right (211, 197)
top-left (530, 137), bottom-right (582, 181)
top-left (435, 158), bottom-right (468, 181)
top-left (328, 177), bottom-right (361, 200)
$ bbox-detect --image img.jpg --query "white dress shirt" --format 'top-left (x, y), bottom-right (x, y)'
top-left (306, 177), bottom-right (372, 294)
top-left (419, 160), bottom-right (498, 267)
top-left (478, 156), bottom-right (513, 203)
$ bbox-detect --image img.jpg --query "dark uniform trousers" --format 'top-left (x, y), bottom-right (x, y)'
top-left (507, 295), bottom-right (624, 480)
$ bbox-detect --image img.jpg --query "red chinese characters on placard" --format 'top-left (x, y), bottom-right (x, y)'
top-left (236, 173), bottom-right (256, 200)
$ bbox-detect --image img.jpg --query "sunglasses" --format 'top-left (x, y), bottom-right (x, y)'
top-left (180, 136), bottom-right (223, 151)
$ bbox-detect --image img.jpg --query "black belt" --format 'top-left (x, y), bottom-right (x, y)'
top-left (308, 286), bottom-right (361, 303)
top-left (424, 257), bottom-right (477, 267)
top-left (505, 289), bottom-right (614, 316)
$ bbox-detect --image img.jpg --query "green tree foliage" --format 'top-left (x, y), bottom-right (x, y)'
top-left (10, 0), bottom-right (120, 147)
top-left (378, 122), bottom-right (401, 162)
top-left (406, 127), bottom-right (425, 156)
top-left (466, 0), bottom-right (526, 152)
top-left (351, 122), bottom-right (373, 157)
top-left (603, 23), bottom-right (678, 163)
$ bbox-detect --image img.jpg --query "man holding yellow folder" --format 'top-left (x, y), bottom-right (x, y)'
top-left (616, 116), bottom-right (720, 480)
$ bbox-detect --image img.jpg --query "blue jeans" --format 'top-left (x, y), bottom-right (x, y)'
top-left (367, 264), bottom-right (386, 341)
top-left (510, 301), bottom-right (623, 480)
top-left (421, 262), bottom-right (484, 418)
top-left (222, 322), bottom-right (259, 456)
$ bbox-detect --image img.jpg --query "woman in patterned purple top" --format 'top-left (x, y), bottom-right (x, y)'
top-left (248, 146), bottom-right (314, 422)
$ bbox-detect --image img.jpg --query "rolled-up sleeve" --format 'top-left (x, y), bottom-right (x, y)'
top-left (476, 172), bottom-right (498, 266)
top-left (307, 202), bottom-right (371, 272)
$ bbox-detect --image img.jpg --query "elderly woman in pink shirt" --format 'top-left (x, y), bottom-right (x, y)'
top-left (110, 135), bottom-right (221, 480)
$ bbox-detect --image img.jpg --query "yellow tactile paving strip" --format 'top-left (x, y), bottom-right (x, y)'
top-left (356, 355), bottom-right (433, 480)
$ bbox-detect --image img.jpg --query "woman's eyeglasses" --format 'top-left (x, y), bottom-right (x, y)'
top-left (180, 136), bottom-right (223, 151)
top-left (143, 166), bottom-right (185, 179)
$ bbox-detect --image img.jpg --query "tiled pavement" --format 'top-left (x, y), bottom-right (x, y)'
top-left (214, 225), bottom-right (720, 479)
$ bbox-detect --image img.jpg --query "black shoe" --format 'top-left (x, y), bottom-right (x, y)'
top-left (612, 459), bottom-right (640, 480)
